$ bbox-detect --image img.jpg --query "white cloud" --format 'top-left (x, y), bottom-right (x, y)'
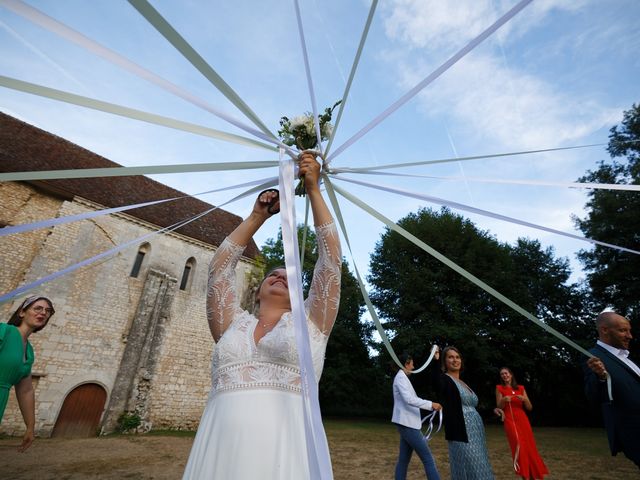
top-left (377, 1), bottom-right (620, 158)
top-left (381, 0), bottom-right (591, 50)
top-left (404, 54), bottom-right (619, 150)
top-left (382, 0), bottom-right (496, 50)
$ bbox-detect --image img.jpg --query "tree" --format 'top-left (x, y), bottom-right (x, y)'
top-left (574, 103), bottom-right (640, 357)
top-left (368, 207), bottom-right (592, 424)
top-left (261, 226), bottom-right (386, 416)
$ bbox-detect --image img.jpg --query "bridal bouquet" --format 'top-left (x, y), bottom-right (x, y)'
top-left (278, 100), bottom-right (341, 196)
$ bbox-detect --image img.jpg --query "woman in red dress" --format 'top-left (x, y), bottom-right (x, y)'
top-left (495, 367), bottom-right (549, 479)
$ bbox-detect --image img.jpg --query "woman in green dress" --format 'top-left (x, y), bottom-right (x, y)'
top-left (1, 295), bottom-right (54, 452)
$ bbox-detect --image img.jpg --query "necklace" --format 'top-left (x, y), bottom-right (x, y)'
top-left (260, 319), bottom-right (278, 331)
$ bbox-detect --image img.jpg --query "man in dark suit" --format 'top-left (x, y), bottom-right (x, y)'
top-left (584, 310), bottom-right (640, 468)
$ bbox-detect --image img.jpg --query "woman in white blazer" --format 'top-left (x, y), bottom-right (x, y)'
top-left (392, 353), bottom-right (442, 480)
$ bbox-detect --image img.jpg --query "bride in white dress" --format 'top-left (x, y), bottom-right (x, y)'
top-left (183, 152), bottom-right (342, 479)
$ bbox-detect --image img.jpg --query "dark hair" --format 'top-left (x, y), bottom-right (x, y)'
top-left (8, 296), bottom-right (55, 333)
top-left (499, 366), bottom-right (518, 389)
top-left (398, 352), bottom-right (413, 368)
top-left (440, 346), bottom-right (463, 373)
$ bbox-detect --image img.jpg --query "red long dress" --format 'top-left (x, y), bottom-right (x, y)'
top-left (497, 384), bottom-right (549, 479)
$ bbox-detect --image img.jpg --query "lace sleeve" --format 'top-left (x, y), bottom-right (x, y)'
top-left (207, 238), bottom-right (246, 342)
top-left (305, 221), bottom-right (342, 335)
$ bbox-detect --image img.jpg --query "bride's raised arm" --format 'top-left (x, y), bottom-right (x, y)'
top-left (206, 190), bottom-right (279, 342)
top-left (300, 152), bottom-right (342, 335)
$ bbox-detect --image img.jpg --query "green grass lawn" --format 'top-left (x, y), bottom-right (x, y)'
top-left (325, 419), bottom-right (638, 479)
top-left (1, 420), bottom-right (637, 479)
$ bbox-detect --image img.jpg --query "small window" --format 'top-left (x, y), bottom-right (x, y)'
top-left (180, 257), bottom-right (196, 291)
top-left (179, 265), bottom-right (191, 290)
top-left (130, 243), bottom-right (150, 278)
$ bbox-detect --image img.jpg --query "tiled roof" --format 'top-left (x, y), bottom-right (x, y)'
top-left (0, 112), bottom-right (259, 258)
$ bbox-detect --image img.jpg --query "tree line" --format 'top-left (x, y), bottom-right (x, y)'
top-left (260, 103), bottom-right (640, 426)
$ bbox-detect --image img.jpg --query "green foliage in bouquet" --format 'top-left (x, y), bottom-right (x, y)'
top-left (278, 100), bottom-right (341, 195)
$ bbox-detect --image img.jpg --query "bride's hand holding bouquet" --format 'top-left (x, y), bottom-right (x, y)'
top-left (277, 100), bottom-right (340, 196)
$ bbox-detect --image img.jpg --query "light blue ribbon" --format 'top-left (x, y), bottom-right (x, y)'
top-left (0, 75), bottom-right (275, 151)
top-left (327, 0), bottom-right (533, 161)
top-left (324, 0), bottom-right (378, 159)
top-left (294, 0), bottom-right (323, 149)
top-left (0, 177), bottom-right (277, 237)
top-left (128, 0), bottom-right (274, 139)
top-left (331, 174), bottom-right (640, 255)
top-left (0, 178), bottom-right (276, 305)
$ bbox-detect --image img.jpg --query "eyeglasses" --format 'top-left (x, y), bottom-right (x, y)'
top-left (31, 305), bottom-right (54, 315)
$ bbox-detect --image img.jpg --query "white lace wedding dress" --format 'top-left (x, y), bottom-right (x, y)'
top-left (183, 222), bottom-right (341, 479)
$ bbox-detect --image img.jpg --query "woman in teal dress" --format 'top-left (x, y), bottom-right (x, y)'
top-left (1, 295), bottom-right (54, 452)
top-left (432, 346), bottom-right (494, 479)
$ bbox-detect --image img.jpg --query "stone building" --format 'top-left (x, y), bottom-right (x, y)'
top-left (0, 112), bottom-right (262, 437)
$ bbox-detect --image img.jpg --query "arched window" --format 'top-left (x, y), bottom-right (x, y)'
top-left (180, 257), bottom-right (196, 291)
top-left (130, 243), bottom-right (150, 278)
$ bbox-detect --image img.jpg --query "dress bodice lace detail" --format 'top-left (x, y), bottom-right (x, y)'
top-left (211, 311), bottom-right (328, 394)
top-left (206, 221), bottom-right (341, 395)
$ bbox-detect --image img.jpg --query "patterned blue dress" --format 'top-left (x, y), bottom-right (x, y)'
top-left (447, 377), bottom-right (494, 479)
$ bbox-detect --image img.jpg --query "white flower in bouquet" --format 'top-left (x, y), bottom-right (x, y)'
top-left (321, 122), bottom-right (333, 138)
top-left (277, 100), bottom-right (341, 196)
top-left (289, 115), bottom-right (307, 130)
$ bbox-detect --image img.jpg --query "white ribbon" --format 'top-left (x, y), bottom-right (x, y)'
top-left (0, 0), bottom-right (289, 150)
top-left (331, 174), bottom-right (640, 256)
top-left (328, 143), bottom-right (607, 172)
top-left (0, 161), bottom-right (277, 183)
top-left (0, 75), bottom-right (276, 151)
top-left (411, 345), bottom-right (438, 374)
top-left (0, 178), bottom-right (277, 304)
top-left (300, 197), bottom-right (311, 267)
top-left (421, 408), bottom-right (443, 442)
top-left (327, 0), bottom-right (533, 161)
top-left (322, 176), bottom-right (434, 371)
top-left (0, 176), bottom-right (278, 237)
top-left (127, 0), bottom-right (273, 138)
top-left (293, 0), bottom-right (322, 149)
top-left (329, 181), bottom-right (594, 358)
top-left (506, 402), bottom-right (521, 472)
top-left (324, 0), bottom-right (379, 159)
top-left (278, 150), bottom-right (332, 480)
top-left (326, 177), bottom-right (604, 390)
top-left (333, 169), bottom-right (640, 192)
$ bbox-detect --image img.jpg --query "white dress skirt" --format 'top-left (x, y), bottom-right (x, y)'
top-left (183, 387), bottom-right (331, 479)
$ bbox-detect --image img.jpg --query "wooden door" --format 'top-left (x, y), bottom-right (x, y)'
top-left (52, 383), bottom-right (107, 437)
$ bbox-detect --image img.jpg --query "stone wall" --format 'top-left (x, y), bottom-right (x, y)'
top-left (0, 182), bottom-right (259, 436)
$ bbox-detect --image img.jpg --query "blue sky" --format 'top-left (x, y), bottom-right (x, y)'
top-left (1, 0), bottom-right (639, 292)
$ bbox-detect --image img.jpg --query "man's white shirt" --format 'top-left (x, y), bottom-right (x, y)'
top-left (597, 340), bottom-right (640, 378)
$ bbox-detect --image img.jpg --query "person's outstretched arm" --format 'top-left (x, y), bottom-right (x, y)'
top-left (301, 152), bottom-right (342, 335)
top-left (396, 373), bottom-right (439, 411)
top-left (583, 356), bottom-right (609, 408)
top-left (430, 347), bottom-right (446, 393)
top-left (15, 375), bottom-right (35, 452)
top-left (206, 191), bottom-right (278, 341)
